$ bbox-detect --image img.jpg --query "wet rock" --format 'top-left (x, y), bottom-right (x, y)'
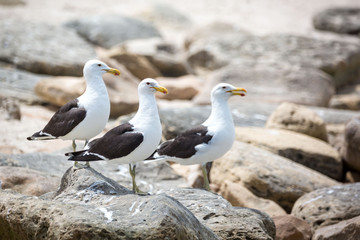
top-left (0, 20), bottom-right (96, 76)
top-left (219, 180), bottom-right (287, 217)
top-left (291, 183), bottom-right (360, 230)
top-left (273, 215), bottom-right (313, 240)
top-left (193, 60), bottom-right (335, 107)
top-left (211, 141), bottom-right (339, 212)
top-left (0, 65), bottom-right (47, 104)
top-left (313, 7), bottom-right (360, 35)
top-left (0, 167), bottom-right (218, 240)
top-left (65, 15), bottom-right (161, 49)
top-left (341, 117), bottom-right (360, 172)
top-left (164, 188), bottom-right (276, 240)
top-left (0, 166), bottom-right (60, 196)
top-left (235, 127), bottom-right (343, 180)
top-left (156, 75), bottom-right (201, 100)
top-left (266, 102), bottom-right (328, 142)
top-left (312, 215), bottom-right (360, 240)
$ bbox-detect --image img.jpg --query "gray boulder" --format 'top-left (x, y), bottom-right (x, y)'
top-left (65, 15), bottom-right (162, 49)
top-left (0, 20), bottom-right (96, 76)
top-left (291, 183), bottom-right (360, 230)
top-left (313, 8), bottom-right (360, 35)
top-left (341, 117), bottom-right (360, 172)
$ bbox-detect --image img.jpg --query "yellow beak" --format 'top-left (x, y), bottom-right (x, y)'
top-left (105, 68), bottom-right (121, 76)
top-left (153, 86), bottom-right (168, 94)
top-left (227, 87), bottom-right (247, 96)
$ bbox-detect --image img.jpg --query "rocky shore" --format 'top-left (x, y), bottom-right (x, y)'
top-left (1, 0), bottom-right (360, 239)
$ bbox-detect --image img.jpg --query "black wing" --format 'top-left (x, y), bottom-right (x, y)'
top-left (157, 125), bottom-right (213, 158)
top-left (33, 99), bottom-right (86, 138)
top-left (67, 123), bottom-right (144, 161)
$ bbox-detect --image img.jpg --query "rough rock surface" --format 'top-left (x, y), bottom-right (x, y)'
top-left (193, 60), bottom-right (335, 107)
top-left (0, 96), bottom-right (21, 121)
top-left (164, 188), bottom-right (276, 240)
top-left (0, 166), bottom-right (60, 196)
top-left (65, 15), bottom-right (162, 49)
top-left (341, 117), bottom-right (360, 172)
top-left (219, 180), bottom-right (286, 217)
top-left (291, 183), bottom-right (360, 230)
top-left (235, 127), bottom-right (343, 180)
top-left (312, 215), bottom-right (360, 240)
top-left (156, 75), bottom-right (201, 100)
top-left (211, 141), bottom-right (339, 212)
top-left (0, 20), bottom-right (96, 76)
top-left (313, 7), bottom-right (360, 35)
top-left (273, 215), bottom-right (313, 240)
top-left (266, 102), bottom-right (328, 141)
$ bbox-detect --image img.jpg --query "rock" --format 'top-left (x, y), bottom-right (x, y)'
top-left (313, 8), bottom-right (360, 35)
top-left (0, 167), bottom-right (218, 240)
top-left (330, 94), bottom-right (360, 110)
top-left (266, 102), bottom-right (328, 141)
top-left (65, 15), bottom-right (162, 49)
top-left (0, 64), bottom-right (47, 104)
top-left (345, 171), bottom-right (360, 183)
top-left (116, 38), bottom-right (189, 77)
top-left (312, 215), bottom-right (360, 240)
top-left (186, 26), bottom-right (360, 88)
top-left (219, 180), bottom-right (287, 217)
top-left (164, 188), bottom-right (276, 240)
top-left (171, 164), bottom-right (204, 188)
top-left (0, 20), bottom-right (96, 76)
top-left (273, 215), bottom-right (313, 240)
top-left (156, 75), bottom-right (202, 100)
top-left (235, 127), bottom-right (343, 180)
top-left (0, 0), bottom-right (25, 6)
top-left (193, 60), bottom-right (335, 107)
top-left (211, 141), bottom-right (339, 212)
top-left (291, 183), bottom-right (360, 230)
top-left (341, 117), bottom-right (360, 172)
top-left (0, 96), bottom-right (21, 120)
top-left (0, 166), bottom-right (60, 196)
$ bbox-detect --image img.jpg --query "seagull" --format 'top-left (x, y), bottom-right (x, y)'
top-left (65, 78), bottom-right (168, 194)
top-left (27, 59), bottom-right (120, 168)
top-left (147, 83), bottom-right (246, 191)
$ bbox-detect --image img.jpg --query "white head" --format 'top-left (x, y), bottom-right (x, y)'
top-left (211, 83), bottom-right (247, 101)
top-left (138, 78), bottom-right (168, 95)
top-left (83, 59), bottom-right (120, 78)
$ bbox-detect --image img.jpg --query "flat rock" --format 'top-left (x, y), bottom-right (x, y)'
top-left (273, 215), bottom-right (313, 240)
top-left (186, 26), bottom-right (360, 88)
top-left (193, 60), bottom-right (335, 107)
top-left (0, 167), bottom-right (218, 240)
top-left (330, 94), bottom-right (360, 110)
top-left (211, 141), bottom-right (339, 212)
top-left (0, 20), bottom-right (96, 76)
top-left (65, 15), bottom-right (162, 49)
top-left (266, 102), bottom-right (328, 142)
top-left (313, 7), bottom-right (360, 35)
top-left (341, 117), bottom-right (360, 172)
top-left (164, 188), bottom-right (276, 240)
top-left (291, 183), bottom-right (360, 230)
top-left (235, 127), bottom-right (343, 180)
top-left (312, 215), bottom-right (360, 240)
top-left (0, 166), bottom-right (60, 196)
top-left (156, 75), bottom-right (201, 100)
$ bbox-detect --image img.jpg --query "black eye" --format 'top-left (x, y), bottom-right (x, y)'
top-left (97, 64), bottom-right (102, 66)
top-left (222, 86), bottom-right (226, 89)
top-left (146, 82), bottom-right (150, 85)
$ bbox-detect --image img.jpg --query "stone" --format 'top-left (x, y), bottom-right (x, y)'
top-left (156, 75), bottom-right (201, 100)
top-left (273, 215), bottom-right (313, 240)
top-left (164, 188), bottom-right (276, 240)
top-left (330, 94), bottom-right (360, 110)
top-left (313, 8), bottom-right (360, 35)
top-left (211, 141), bottom-right (339, 212)
top-left (266, 102), bottom-right (328, 141)
top-left (345, 171), bottom-right (360, 183)
top-left (0, 20), bottom-right (96, 76)
top-left (0, 65), bottom-right (46, 104)
top-left (0, 0), bottom-right (24, 6)
top-left (0, 166), bottom-right (60, 196)
top-left (65, 15), bottom-right (162, 49)
top-left (186, 26), bottom-right (360, 88)
top-left (219, 180), bottom-right (287, 217)
top-left (193, 60), bottom-right (335, 107)
top-left (312, 215), bottom-right (360, 240)
top-left (0, 96), bottom-right (21, 120)
top-left (0, 167), bottom-right (218, 240)
top-left (291, 183), bottom-right (360, 230)
top-left (235, 127), bottom-right (343, 180)
top-left (341, 117), bottom-right (360, 172)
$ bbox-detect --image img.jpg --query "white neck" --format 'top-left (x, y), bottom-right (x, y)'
top-left (130, 91), bottom-right (159, 126)
top-left (203, 96), bottom-right (233, 127)
top-left (82, 73), bottom-right (108, 99)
